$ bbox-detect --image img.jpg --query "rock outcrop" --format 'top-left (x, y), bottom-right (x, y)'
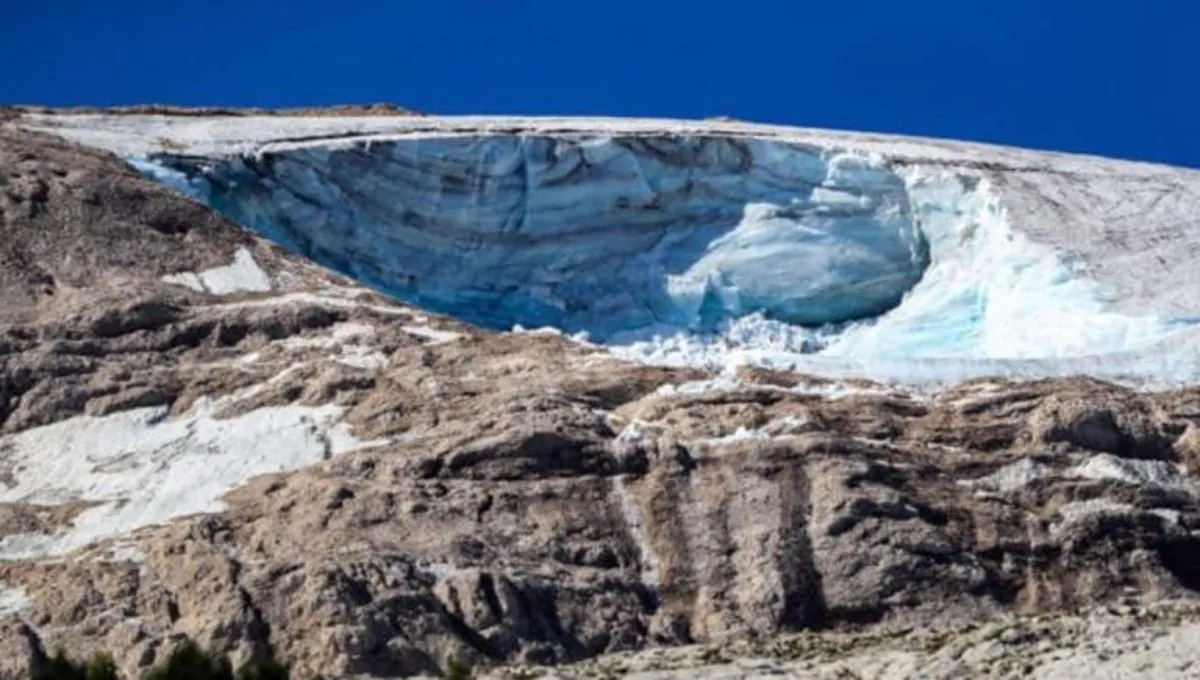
top-left (2, 116), bottom-right (1200, 678)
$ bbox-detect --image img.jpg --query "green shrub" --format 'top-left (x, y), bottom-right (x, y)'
top-left (234, 656), bottom-right (290, 680)
top-left (30, 642), bottom-right (290, 680)
top-left (31, 649), bottom-right (81, 680)
top-left (31, 649), bottom-right (118, 680)
top-left (142, 641), bottom-right (233, 680)
top-left (444, 657), bottom-right (473, 680)
top-left (84, 653), bottom-right (119, 680)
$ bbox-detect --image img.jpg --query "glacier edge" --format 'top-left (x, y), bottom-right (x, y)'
top-left (141, 135), bottom-right (932, 340)
top-left (37, 114), bottom-right (1200, 386)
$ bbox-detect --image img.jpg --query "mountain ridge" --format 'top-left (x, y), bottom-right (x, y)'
top-left (3, 112), bottom-right (1200, 678)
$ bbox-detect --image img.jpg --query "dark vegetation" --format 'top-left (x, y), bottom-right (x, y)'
top-left (28, 642), bottom-right (475, 679)
top-left (30, 642), bottom-right (288, 680)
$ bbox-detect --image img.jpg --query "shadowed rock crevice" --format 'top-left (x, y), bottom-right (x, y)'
top-left (775, 462), bottom-right (828, 631)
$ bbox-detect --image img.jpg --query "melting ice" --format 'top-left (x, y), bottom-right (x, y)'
top-left (130, 135), bottom-right (1199, 386)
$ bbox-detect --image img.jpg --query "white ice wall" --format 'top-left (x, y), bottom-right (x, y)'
top-left (149, 135), bottom-right (928, 340)
top-left (27, 113), bottom-right (1200, 385)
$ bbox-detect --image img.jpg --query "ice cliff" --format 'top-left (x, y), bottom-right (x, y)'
top-left (140, 136), bottom-right (929, 340)
top-left (29, 114), bottom-right (1200, 384)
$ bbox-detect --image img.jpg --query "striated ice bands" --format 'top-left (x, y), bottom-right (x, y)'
top-left (144, 136), bottom-right (929, 340)
top-left (34, 114), bottom-right (1200, 385)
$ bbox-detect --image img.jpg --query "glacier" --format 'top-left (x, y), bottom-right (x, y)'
top-left (135, 136), bottom-right (930, 339)
top-left (29, 114), bottom-right (1200, 386)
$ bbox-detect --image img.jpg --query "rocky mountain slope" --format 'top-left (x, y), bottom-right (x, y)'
top-left (3, 111), bottom-right (1200, 678)
top-left (491, 601), bottom-right (1200, 679)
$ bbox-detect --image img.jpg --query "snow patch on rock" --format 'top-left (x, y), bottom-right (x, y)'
top-left (401, 325), bottom-right (463, 345)
top-left (961, 457), bottom-right (1054, 494)
top-left (162, 247), bottom-right (272, 295)
top-left (276, 322), bottom-right (389, 369)
top-left (0, 397), bottom-right (379, 559)
top-left (0, 585), bottom-right (29, 618)
top-left (1070, 454), bottom-right (1193, 492)
top-left (964, 455), bottom-right (1195, 496)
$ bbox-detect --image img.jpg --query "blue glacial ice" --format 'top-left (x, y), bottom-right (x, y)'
top-left (131, 134), bottom-right (1200, 385)
top-left (607, 167), bottom-right (1199, 383)
top-left (138, 136), bottom-right (929, 338)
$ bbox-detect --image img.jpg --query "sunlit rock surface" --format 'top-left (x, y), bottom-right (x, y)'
top-left (6, 111), bottom-right (1200, 679)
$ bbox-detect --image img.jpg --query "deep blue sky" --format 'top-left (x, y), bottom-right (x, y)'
top-left (4, 1), bottom-right (1197, 167)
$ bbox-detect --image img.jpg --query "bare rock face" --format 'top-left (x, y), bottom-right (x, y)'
top-left (2, 121), bottom-right (1200, 678)
top-left (491, 601), bottom-right (1200, 678)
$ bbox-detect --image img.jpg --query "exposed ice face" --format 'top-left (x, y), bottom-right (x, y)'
top-left (607, 169), bottom-right (1198, 383)
top-left (146, 136), bottom-right (928, 340)
top-left (821, 169), bottom-right (1189, 360)
top-left (130, 132), bottom-right (1199, 385)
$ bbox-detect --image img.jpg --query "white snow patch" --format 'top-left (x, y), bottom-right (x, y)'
top-left (1152, 508), bottom-right (1184, 526)
top-left (1056, 499), bottom-right (1138, 526)
top-left (275, 322), bottom-right (388, 370)
top-left (651, 372), bottom-right (906, 402)
top-left (0, 396), bottom-right (378, 559)
top-left (961, 458), bottom-right (1053, 493)
top-left (510, 325), bottom-right (563, 336)
top-left (103, 542), bottom-right (147, 565)
top-left (280, 322), bottom-right (377, 351)
top-left (963, 454), bottom-right (1196, 496)
top-left (0, 585), bottom-right (29, 618)
top-left (401, 325), bottom-right (463, 344)
top-left (331, 322), bottom-right (377, 341)
top-left (1069, 455), bottom-right (1193, 492)
top-left (704, 427), bottom-right (772, 444)
top-left (511, 324), bottom-right (594, 345)
top-left (762, 414), bottom-right (825, 436)
top-left (653, 374), bottom-right (746, 397)
top-left (163, 247), bottom-right (272, 295)
top-left (1053, 499), bottom-right (1182, 538)
top-left (210, 290), bottom-right (415, 317)
top-left (791, 380), bottom-right (910, 400)
top-left (233, 351), bottom-right (262, 367)
top-left (335, 350), bottom-right (388, 370)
